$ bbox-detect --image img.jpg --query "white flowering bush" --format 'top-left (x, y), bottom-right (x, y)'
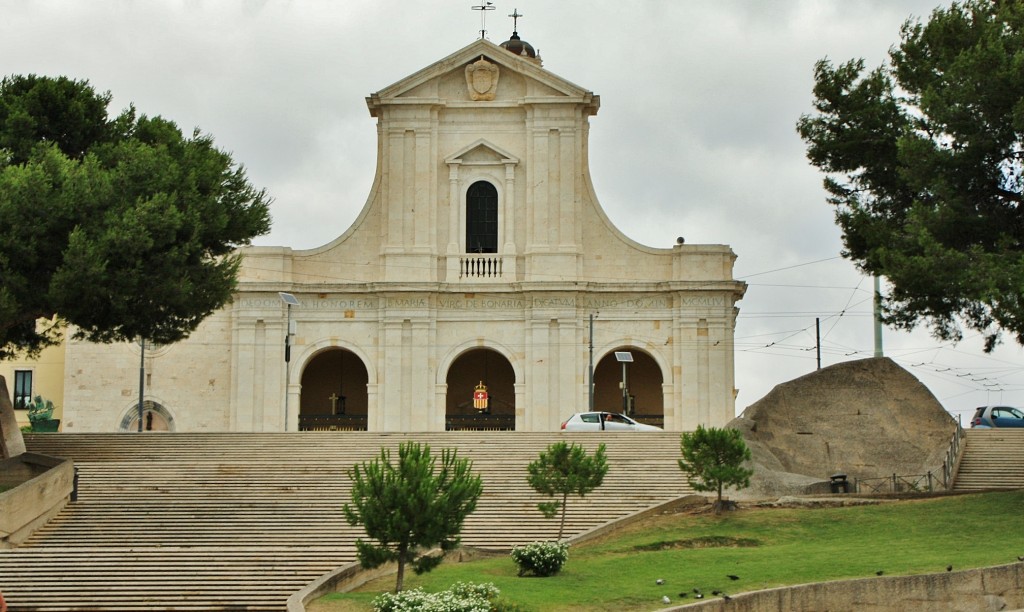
top-left (372, 581), bottom-right (499, 612)
top-left (510, 540), bottom-right (569, 577)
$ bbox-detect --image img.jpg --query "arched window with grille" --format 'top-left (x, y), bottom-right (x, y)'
top-left (466, 180), bottom-right (498, 253)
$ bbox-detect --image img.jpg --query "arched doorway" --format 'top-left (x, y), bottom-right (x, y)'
top-left (445, 348), bottom-right (515, 430)
top-left (299, 348), bottom-right (369, 431)
top-left (593, 348), bottom-right (664, 427)
top-left (119, 400), bottom-right (174, 432)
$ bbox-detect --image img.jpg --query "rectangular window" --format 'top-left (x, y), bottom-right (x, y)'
top-left (13, 370), bottom-right (32, 409)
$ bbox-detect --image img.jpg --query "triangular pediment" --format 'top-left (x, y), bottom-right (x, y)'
top-left (367, 39), bottom-right (598, 115)
top-left (445, 139), bottom-right (519, 166)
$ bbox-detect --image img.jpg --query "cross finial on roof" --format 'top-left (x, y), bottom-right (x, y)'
top-left (509, 8), bottom-right (523, 32)
top-left (471, 2), bottom-right (496, 39)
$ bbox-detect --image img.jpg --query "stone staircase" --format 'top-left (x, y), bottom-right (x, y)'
top-left (952, 429), bottom-right (1024, 491)
top-left (2, 432), bottom-right (690, 611)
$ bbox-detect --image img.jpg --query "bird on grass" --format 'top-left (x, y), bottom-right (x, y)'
top-left (677, 592), bottom-right (688, 599)
top-left (727, 574), bottom-right (740, 580)
top-left (723, 594), bottom-right (732, 602)
top-left (661, 595), bottom-right (671, 605)
top-left (694, 593), bottom-right (704, 599)
top-left (693, 588), bottom-right (701, 594)
top-left (1018, 555), bottom-right (1024, 562)
top-left (712, 590), bottom-right (721, 596)
top-left (946, 565), bottom-right (953, 572)
top-left (656, 578), bottom-right (664, 585)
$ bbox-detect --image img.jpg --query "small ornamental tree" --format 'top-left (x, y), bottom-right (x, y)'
top-left (343, 441), bottom-right (483, 593)
top-left (527, 441), bottom-right (609, 540)
top-left (678, 426), bottom-right (753, 513)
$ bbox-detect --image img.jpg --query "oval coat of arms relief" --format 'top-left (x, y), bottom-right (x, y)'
top-left (465, 56), bottom-right (499, 101)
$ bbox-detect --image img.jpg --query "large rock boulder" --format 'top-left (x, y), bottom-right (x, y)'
top-left (729, 357), bottom-right (957, 498)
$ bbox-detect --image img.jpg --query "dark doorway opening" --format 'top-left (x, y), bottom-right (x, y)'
top-left (299, 348), bottom-right (369, 431)
top-left (593, 348), bottom-right (664, 427)
top-left (445, 348), bottom-right (515, 430)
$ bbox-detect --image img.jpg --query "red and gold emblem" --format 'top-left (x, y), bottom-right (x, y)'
top-left (473, 381), bottom-right (489, 411)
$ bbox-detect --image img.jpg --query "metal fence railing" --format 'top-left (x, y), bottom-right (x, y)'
top-left (941, 420), bottom-right (965, 490)
top-left (298, 415), bottom-right (368, 431)
top-left (445, 414), bottom-right (515, 431)
top-left (856, 420), bottom-right (966, 493)
top-left (854, 472), bottom-right (942, 494)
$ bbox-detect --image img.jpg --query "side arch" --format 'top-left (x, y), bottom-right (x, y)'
top-left (293, 340), bottom-right (376, 431)
top-left (292, 339), bottom-right (378, 384)
top-left (593, 344), bottom-right (669, 427)
top-left (118, 400), bottom-right (175, 432)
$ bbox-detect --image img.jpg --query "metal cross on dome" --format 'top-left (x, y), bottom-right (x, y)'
top-left (471, 2), bottom-right (495, 39)
top-left (509, 8), bottom-right (523, 31)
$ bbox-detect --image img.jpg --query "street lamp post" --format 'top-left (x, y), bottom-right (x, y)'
top-left (614, 351), bottom-right (633, 414)
top-left (588, 314), bottom-right (595, 412)
top-left (279, 292), bottom-right (300, 431)
top-left (137, 338), bottom-right (145, 432)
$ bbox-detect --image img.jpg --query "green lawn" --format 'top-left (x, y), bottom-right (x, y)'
top-left (311, 491), bottom-right (1024, 612)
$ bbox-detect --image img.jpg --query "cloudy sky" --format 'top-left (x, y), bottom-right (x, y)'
top-left (4, 0), bottom-right (1022, 422)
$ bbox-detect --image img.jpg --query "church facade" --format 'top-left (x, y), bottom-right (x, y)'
top-left (62, 35), bottom-right (746, 433)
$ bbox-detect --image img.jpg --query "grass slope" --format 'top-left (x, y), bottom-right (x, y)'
top-left (311, 491), bottom-right (1024, 612)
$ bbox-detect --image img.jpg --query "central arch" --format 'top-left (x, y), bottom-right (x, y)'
top-left (444, 347), bottom-right (515, 430)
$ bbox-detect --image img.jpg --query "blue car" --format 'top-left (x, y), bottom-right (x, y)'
top-left (970, 405), bottom-right (1024, 428)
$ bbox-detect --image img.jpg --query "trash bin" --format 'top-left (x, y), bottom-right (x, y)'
top-left (829, 473), bottom-right (849, 494)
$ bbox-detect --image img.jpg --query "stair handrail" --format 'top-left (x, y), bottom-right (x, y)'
top-left (941, 419), bottom-right (965, 490)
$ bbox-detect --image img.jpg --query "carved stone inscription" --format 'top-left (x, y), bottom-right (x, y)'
top-left (439, 297), bottom-right (526, 309)
top-left (238, 298), bottom-right (379, 309)
top-left (679, 296), bottom-right (726, 307)
top-left (239, 294), bottom-right (722, 311)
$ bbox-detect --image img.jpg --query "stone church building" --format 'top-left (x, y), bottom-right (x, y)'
top-left (62, 32), bottom-right (746, 433)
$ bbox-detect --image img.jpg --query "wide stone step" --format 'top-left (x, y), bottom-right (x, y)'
top-left (952, 430), bottom-right (1024, 491)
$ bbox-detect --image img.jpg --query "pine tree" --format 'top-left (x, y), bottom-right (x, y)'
top-left (678, 426), bottom-right (753, 513)
top-left (527, 441), bottom-right (609, 540)
top-left (797, 1), bottom-right (1024, 351)
top-left (343, 441), bottom-right (483, 592)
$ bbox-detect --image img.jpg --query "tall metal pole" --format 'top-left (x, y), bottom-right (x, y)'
top-left (873, 275), bottom-right (884, 357)
top-left (815, 318), bottom-right (821, 370)
top-left (621, 361), bottom-right (628, 414)
top-left (137, 338), bottom-right (145, 432)
top-left (279, 292), bottom-right (300, 432)
top-left (588, 314), bottom-right (595, 412)
top-left (284, 303), bottom-right (291, 432)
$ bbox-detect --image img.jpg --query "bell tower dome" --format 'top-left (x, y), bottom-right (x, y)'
top-left (499, 9), bottom-right (542, 66)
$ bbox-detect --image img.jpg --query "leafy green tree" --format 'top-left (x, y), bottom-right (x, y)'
top-left (0, 74), bottom-right (271, 359)
top-left (678, 426), bottom-right (753, 512)
top-left (343, 441), bottom-right (483, 593)
top-left (527, 441), bottom-right (609, 541)
top-left (796, 1), bottom-right (1024, 351)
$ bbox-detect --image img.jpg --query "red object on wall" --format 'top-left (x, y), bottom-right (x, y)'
top-left (473, 382), bottom-right (489, 410)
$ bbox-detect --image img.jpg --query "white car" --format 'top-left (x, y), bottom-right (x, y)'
top-left (560, 412), bottom-right (662, 432)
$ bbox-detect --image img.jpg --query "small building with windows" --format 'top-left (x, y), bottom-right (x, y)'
top-left (61, 31), bottom-right (746, 433)
top-left (0, 323), bottom-right (66, 430)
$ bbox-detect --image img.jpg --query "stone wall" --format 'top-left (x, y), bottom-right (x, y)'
top-left (0, 453), bottom-right (73, 548)
top-left (668, 562), bottom-right (1024, 611)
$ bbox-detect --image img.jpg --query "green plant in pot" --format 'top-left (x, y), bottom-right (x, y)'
top-left (28, 396), bottom-right (60, 432)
